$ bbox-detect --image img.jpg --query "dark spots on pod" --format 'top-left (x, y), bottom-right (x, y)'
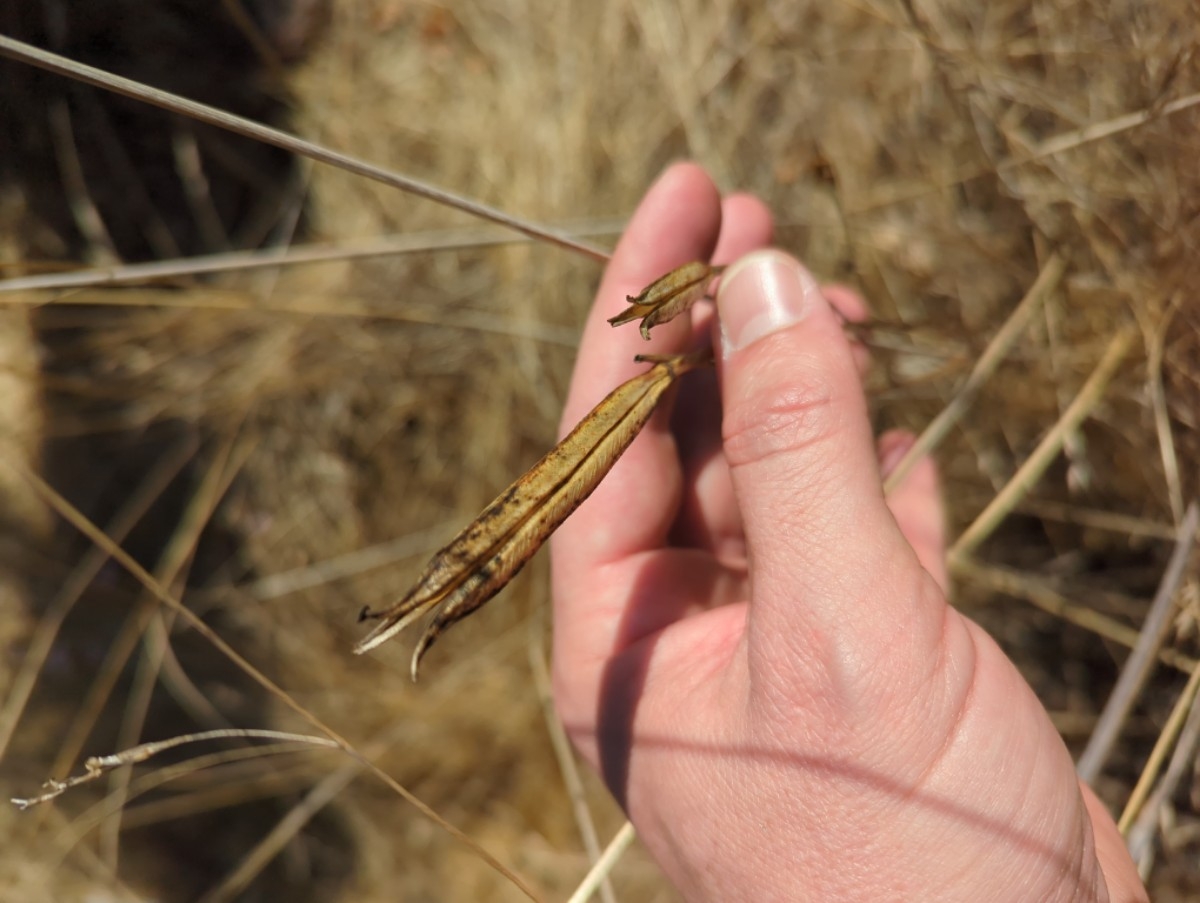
top-left (438, 547), bottom-right (470, 568)
top-left (387, 353), bottom-right (704, 668)
top-left (507, 558), bottom-right (529, 583)
top-left (476, 505), bottom-right (510, 526)
top-left (495, 485), bottom-right (523, 509)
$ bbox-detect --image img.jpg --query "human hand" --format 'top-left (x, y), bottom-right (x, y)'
top-left (550, 163), bottom-right (1147, 902)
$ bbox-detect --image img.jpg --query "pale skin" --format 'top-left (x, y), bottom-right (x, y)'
top-left (550, 163), bottom-right (1148, 902)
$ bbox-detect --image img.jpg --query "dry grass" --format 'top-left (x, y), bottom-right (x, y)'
top-left (1, 0), bottom-right (1199, 900)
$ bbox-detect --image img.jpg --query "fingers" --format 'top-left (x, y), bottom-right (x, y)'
top-left (820, 284), bottom-right (868, 320)
top-left (713, 194), bottom-right (774, 264)
top-left (1080, 783), bottom-right (1154, 903)
top-left (821, 284), bottom-right (871, 376)
top-left (672, 272), bottom-right (871, 560)
top-left (879, 430), bottom-right (947, 591)
top-left (670, 193), bottom-right (773, 557)
top-left (552, 162), bottom-right (722, 630)
top-left (714, 250), bottom-right (947, 694)
top-left (559, 162), bottom-right (722, 430)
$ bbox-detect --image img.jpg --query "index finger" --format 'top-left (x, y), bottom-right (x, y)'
top-left (552, 163), bottom-right (723, 577)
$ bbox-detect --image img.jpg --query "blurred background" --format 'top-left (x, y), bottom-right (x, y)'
top-left (0, 1), bottom-right (1198, 900)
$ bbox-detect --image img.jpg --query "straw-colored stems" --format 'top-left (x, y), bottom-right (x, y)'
top-left (100, 433), bottom-right (249, 867)
top-left (197, 719), bottom-right (430, 903)
top-left (1119, 649), bottom-right (1200, 836)
top-left (884, 253), bottom-right (1065, 494)
top-left (0, 438), bottom-right (195, 765)
top-left (1077, 502), bottom-right (1199, 783)
top-left (1147, 300), bottom-right (1184, 522)
top-left (949, 325), bottom-right (1136, 563)
top-left (1126, 671), bottom-right (1200, 876)
top-left (196, 761), bottom-right (359, 903)
top-left (0, 221), bottom-right (625, 295)
top-left (528, 616), bottom-right (614, 903)
top-left (11, 729), bottom-right (338, 810)
top-left (2, 457), bottom-right (538, 900)
top-left (566, 821), bottom-right (638, 903)
top-left (949, 557), bottom-right (1197, 675)
top-left (0, 34), bottom-right (609, 264)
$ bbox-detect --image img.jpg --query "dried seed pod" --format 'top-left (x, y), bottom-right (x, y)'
top-left (607, 260), bottom-right (721, 339)
top-left (355, 351), bottom-right (710, 679)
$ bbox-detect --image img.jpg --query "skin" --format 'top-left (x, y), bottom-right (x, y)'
top-left (550, 162), bottom-right (1149, 902)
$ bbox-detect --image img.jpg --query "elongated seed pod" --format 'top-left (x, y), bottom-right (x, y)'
top-left (607, 261), bottom-right (720, 339)
top-left (355, 351), bottom-right (710, 679)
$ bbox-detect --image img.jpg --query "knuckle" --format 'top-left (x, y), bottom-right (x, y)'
top-left (722, 353), bottom-right (845, 468)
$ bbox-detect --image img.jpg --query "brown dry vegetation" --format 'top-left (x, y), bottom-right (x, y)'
top-left (1, 0), bottom-right (1199, 901)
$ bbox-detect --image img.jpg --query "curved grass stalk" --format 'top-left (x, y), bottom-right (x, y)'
top-left (3, 457), bottom-right (542, 901)
top-left (0, 34), bottom-right (610, 264)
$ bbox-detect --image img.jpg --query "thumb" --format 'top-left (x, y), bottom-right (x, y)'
top-left (716, 250), bottom-right (939, 687)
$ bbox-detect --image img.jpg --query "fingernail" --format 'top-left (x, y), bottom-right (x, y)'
top-left (716, 250), bottom-right (823, 353)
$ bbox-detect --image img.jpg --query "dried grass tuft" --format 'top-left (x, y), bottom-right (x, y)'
top-left (2, 0), bottom-right (1200, 900)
